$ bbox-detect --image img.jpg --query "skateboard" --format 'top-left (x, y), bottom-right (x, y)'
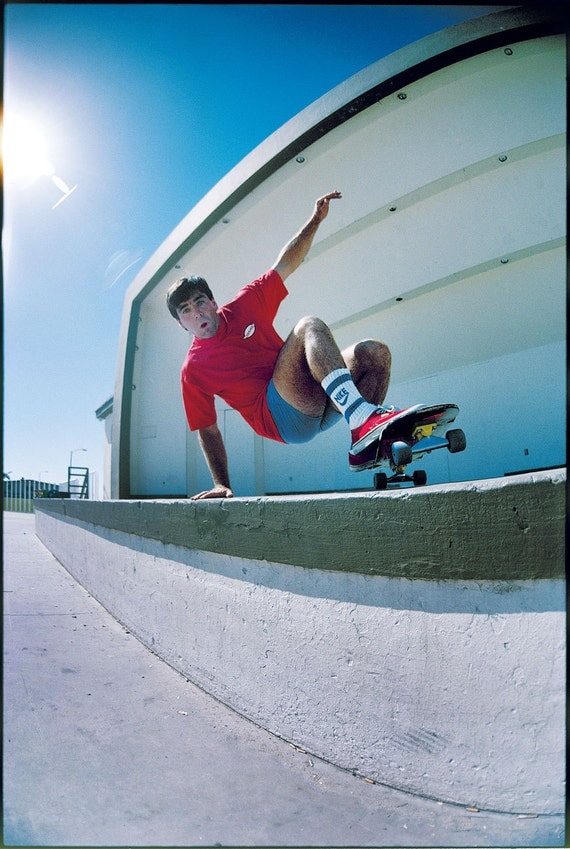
top-left (359, 404), bottom-right (466, 490)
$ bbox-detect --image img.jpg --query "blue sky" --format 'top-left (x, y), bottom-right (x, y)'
top-left (3, 4), bottom-right (500, 490)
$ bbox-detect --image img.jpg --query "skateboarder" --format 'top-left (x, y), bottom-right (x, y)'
top-left (167, 191), bottom-right (415, 499)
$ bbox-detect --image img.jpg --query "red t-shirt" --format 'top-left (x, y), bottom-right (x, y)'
top-left (181, 269), bottom-right (288, 442)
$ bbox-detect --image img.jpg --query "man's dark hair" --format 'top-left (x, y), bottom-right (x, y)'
top-left (166, 276), bottom-right (214, 320)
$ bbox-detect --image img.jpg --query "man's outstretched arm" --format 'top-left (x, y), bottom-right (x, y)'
top-left (191, 423), bottom-right (234, 500)
top-left (272, 191), bottom-right (341, 282)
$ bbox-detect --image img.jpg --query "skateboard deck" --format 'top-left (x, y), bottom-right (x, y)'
top-left (358, 403), bottom-right (466, 489)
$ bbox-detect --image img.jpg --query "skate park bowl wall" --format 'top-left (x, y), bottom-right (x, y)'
top-left (35, 467), bottom-right (565, 816)
top-left (109, 7), bottom-right (566, 500)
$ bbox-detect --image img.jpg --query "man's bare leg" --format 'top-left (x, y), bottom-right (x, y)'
top-left (272, 315), bottom-right (391, 416)
top-left (341, 337), bottom-right (392, 407)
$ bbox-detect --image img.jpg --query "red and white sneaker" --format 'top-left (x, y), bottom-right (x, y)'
top-left (349, 405), bottom-right (424, 455)
top-left (348, 441), bottom-right (380, 472)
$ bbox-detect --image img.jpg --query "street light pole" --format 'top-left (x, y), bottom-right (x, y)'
top-left (69, 448), bottom-right (87, 467)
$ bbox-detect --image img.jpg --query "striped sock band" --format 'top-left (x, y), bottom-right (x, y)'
top-left (321, 368), bottom-right (377, 428)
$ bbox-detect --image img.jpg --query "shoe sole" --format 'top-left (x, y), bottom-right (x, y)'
top-left (350, 404), bottom-right (425, 454)
top-left (348, 456), bottom-right (378, 472)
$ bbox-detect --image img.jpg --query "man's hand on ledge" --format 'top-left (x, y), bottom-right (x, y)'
top-left (190, 485), bottom-right (234, 501)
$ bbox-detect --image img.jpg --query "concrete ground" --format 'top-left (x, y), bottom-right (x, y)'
top-left (3, 512), bottom-right (564, 848)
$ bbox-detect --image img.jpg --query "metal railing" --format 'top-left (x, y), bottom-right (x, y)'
top-left (3, 479), bottom-right (60, 513)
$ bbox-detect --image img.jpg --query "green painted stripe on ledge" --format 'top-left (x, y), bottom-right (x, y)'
top-left (34, 470), bottom-right (565, 581)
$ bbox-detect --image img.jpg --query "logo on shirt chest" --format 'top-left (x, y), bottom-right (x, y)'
top-left (243, 323), bottom-right (256, 339)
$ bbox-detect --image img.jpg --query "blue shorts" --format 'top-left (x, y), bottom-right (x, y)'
top-left (266, 379), bottom-right (342, 444)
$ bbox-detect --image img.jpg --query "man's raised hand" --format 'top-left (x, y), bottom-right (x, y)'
top-left (313, 190), bottom-right (342, 223)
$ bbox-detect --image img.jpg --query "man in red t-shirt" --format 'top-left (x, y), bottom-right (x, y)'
top-left (167, 191), bottom-right (413, 499)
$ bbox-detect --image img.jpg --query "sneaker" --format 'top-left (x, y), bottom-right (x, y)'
top-left (348, 441), bottom-right (380, 472)
top-left (350, 404), bottom-right (424, 454)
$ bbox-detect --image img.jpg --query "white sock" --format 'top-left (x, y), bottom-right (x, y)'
top-left (321, 368), bottom-right (378, 429)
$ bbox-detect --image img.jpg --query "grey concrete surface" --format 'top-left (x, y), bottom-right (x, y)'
top-left (34, 491), bottom-right (566, 814)
top-left (3, 512), bottom-right (564, 848)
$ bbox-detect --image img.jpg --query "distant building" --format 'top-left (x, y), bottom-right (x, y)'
top-left (3, 478), bottom-right (59, 497)
top-left (3, 478), bottom-right (60, 512)
top-left (102, 7), bottom-right (566, 499)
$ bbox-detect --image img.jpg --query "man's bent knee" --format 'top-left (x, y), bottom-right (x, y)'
top-left (349, 339), bottom-right (392, 373)
top-left (292, 315), bottom-right (330, 337)
top-left (354, 338), bottom-right (391, 361)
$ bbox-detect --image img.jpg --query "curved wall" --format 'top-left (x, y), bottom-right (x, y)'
top-left (35, 469), bottom-right (565, 815)
top-left (111, 7), bottom-right (566, 498)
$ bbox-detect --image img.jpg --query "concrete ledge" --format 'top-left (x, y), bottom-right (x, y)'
top-left (34, 469), bottom-right (565, 580)
top-left (34, 471), bottom-right (566, 815)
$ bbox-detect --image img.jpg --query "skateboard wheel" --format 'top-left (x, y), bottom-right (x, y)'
top-left (446, 428), bottom-right (467, 453)
top-left (391, 441), bottom-right (413, 466)
top-left (413, 469), bottom-right (427, 486)
top-left (374, 472), bottom-right (388, 490)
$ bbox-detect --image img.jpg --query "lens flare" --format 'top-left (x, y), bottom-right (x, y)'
top-left (2, 114), bottom-right (54, 182)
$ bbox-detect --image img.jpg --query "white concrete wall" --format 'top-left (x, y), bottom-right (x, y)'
top-left (99, 413), bottom-right (113, 500)
top-left (117, 20), bottom-right (566, 497)
top-left (34, 469), bottom-right (565, 815)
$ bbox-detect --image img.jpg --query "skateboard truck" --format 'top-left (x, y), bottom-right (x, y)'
top-left (374, 463), bottom-right (428, 490)
top-left (373, 428), bottom-right (467, 490)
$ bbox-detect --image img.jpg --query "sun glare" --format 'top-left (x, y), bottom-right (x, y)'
top-left (2, 114), bottom-right (55, 182)
top-left (2, 112), bottom-right (78, 207)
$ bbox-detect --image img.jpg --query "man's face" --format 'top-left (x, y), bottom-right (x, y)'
top-left (176, 291), bottom-right (220, 339)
